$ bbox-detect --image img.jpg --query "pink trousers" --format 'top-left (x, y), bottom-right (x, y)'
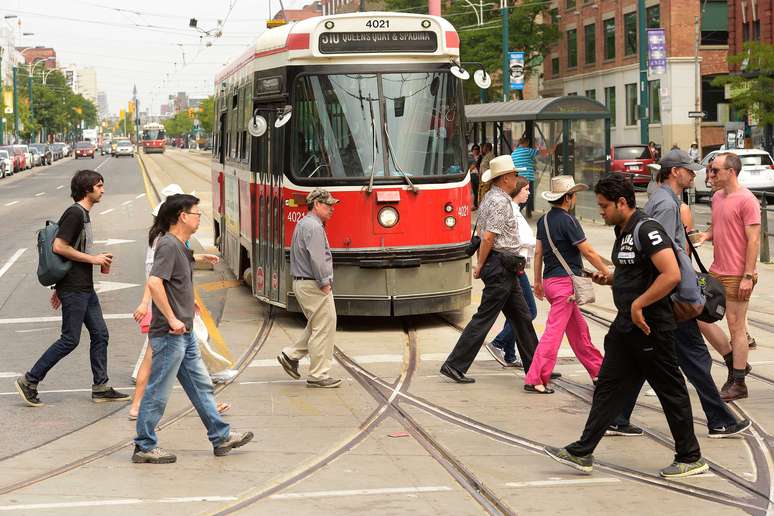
top-left (524, 276), bottom-right (603, 387)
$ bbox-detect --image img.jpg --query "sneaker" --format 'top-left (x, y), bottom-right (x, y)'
top-left (92, 387), bottom-right (131, 403)
top-left (709, 418), bottom-right (752, 438)
top-left (721, 380), bottom-right (748, 402)
top-left (504, 358), bottom-right (523, 368)
top-left (605, 424), bottom-right (644, 437)
top-left (306, 377), bottom-right (342, 388)
top-left (747, 332), bottom-right (757, 350)
top-left (132, 445), bottom-right (177, 464)
top-left (15, 377), bottom-right (42, 407)
top-left (485, 342), bottom-right (507, 366)
top-left (213, 431), bottom-right (254, 457)
top-left (659, 458), bottom-right (709, 478)
top-left (277, 352), bottom-right (300, 380)
top-left (544, 446), bottom-right (593, 474)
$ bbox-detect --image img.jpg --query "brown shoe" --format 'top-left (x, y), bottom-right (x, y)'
top-left (721, 380), bottom-right (748, 402)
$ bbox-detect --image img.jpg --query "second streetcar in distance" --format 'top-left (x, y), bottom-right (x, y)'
top-left (141, 122), bottom-right (166, 154)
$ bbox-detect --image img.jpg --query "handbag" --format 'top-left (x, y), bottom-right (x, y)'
top-left (685, 228), bottom-right (726, 323)
top-left (542, 214), bottom-right (595, 305)
top-left (465, 220), bottom-right (481, 257)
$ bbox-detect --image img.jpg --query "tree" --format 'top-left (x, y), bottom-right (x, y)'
top-left (383, 0), bottom-right (559, 102)
top-left (713, 42), bottom-right (774, 153)
top-left (198, 96), bottom-right (214, 134)
top-left (163, 110), bottom-right (194, 138)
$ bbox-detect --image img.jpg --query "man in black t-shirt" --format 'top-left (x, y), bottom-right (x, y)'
top-left (544, 175), bottom-right (708, 479)
top-left (16, 170), bottom-right (129, 407)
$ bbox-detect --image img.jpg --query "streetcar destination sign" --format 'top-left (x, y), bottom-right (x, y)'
top-left (318, 31), bottom-right (438, 54)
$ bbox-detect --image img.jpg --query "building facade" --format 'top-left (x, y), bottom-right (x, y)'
top-left (542, 0), bottom-right (731, 153)
top-left (16, 46), bottom-right (57, 69)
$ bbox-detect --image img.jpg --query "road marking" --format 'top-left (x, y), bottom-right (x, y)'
top-left (250, 353), bottom-right (490, 368)
top-left (34, 192), bottom-right (45, 197)
top-left (0, 496), bottom-right (238, 512)
top-left (94, 281), bottom-right (139, 294)
top-left (4, 201), bottom-right (19, 206)
top-left (506, 478), bottom-right (620, 488)
top-left (0, 249), bottom-right (26, 279)
top-left (0, 379), bottom-right (301, 395)
top-left (135, 193), bottom-right (146, 199)
top-left (93, 238), bottom-right (135, 246)
top-left (269, 486), bottom-right (453, 500)
top-left (0, 313), bottom-right (133, 325)
top-left (99, 208), bottom-right (114, 215)
top-left (15, 327), bottom-right (57, 333)
top-left (56, 185), bottom-right (64, 189)
top-left (94, 157), bottom-right (111, 171)
top-left (121, 200), bottom-right (132, 206)
top-left (0, 372), bottom-right (20, 379)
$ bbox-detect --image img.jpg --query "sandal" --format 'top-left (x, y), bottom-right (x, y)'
top-left (524, 384), bottom-right (554, 394)
top-left (217, 402), bottom-right (231, 415)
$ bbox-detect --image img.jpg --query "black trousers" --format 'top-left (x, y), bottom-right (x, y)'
top-left (613, 318), bottom-right (737, 429)
top-left (445, 253), bottom-right (538, 374)
top-left (566, 326), bottom-right (701, 463)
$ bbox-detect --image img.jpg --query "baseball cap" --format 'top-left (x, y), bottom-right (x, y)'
top-left (659, 149), bottom-right (702, 172)
top-left (306, 188), bottom-right (340, 205)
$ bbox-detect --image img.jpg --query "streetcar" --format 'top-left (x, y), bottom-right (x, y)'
top-left (212, 12), bottom-right (481, 316)
top-left (140, 122), bottom-right (166, 154)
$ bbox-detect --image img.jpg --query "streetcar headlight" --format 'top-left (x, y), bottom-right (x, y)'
top-left (444, 216), bottom-right (456, 228)
top-left (378, 207), bottom-right (399, 228)
top-left (444, 202), bottom-right (453, 213)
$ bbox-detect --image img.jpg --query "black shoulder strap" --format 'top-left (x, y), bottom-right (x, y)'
top-left (70, 203), bottom-right (88, 252)
top-left (684, 227), bottom-right (708, 274)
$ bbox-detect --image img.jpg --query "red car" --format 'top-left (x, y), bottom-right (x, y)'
top-left (609, 144), bottom-right (656, 186)
top-left (74, 141), bottom-right (95, 159)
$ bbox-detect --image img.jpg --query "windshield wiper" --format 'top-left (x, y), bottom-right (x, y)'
top-left (383, 122), bottom-right (418, 193)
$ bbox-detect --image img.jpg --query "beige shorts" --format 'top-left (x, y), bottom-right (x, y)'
top-left (710, 272), bottom-right (758, 302)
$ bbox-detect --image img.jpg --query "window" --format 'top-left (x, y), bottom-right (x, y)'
top-left (585, 89), bottom-right (596, 100)
top-left (604, 18), bottom-right (616, 60)
top-left (753, 20), bottom-right (760, 41)
top-left (624, 12), bottom-right (637, 56)
top-left (701, 0), bottom-right (728, 45)
top-left (567, 29), bottom-right (577, 68)
top-left (649, 80), bottom-right (661, 123)
top-left (701, 75), bottom-right (726, 122)
top-left (743, 23), bottom-right (750, 42)
top-left (625, 83), bottom-right (637, 126)
top-left (646, 5), bottom-right (660, 28)
top-left (584, 24), bottom-right (596, 64)
top-left (604, 86), bottom-right (616, 127)
top-left (550, 8), bottom-right (559, 25)
top-left (567, 91), bottom-right (578, 96)
top-left (552, 57), bottom-right (560, 76)
top-left (566, 0), bottom-right (575, 9)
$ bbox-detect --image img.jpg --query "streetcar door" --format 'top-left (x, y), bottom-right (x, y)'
top-left (269, 107), bottom-right (286, 304)
top-left (253, 107), bottom-right (271, 300)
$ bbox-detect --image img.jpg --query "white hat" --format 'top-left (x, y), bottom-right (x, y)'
top-left (541, 175), bottom-right (589, 202)
top-left (481, 155), bottom-right (519, 183)
top-left (152, 183), bottom-right (185, 216)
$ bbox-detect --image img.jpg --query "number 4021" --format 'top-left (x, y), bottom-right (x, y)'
top-left (365, 19), bottom-right (389, 28)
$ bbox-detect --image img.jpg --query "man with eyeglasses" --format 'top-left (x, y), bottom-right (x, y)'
top-left (133, 194), bottom-right (253, 464)
top-left (696, 152), bottom-right (761, 401)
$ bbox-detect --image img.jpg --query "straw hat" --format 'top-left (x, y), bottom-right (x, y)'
top-left (541, 175), bottom-right (588, 202)
top-left (481, 155), bottom-right (522, 183)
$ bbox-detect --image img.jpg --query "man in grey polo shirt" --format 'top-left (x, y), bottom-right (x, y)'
top-left (277, 188), bottom-right (341, 388)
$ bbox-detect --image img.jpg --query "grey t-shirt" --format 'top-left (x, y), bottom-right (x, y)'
top-left (149, 233), bottom-right (195, 337)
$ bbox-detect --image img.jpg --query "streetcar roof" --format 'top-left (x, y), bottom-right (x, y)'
top-left (215, 12), bottom-right (459, 85)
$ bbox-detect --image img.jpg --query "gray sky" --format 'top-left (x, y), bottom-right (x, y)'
top-left (3, 0), bottom-right (308, 115)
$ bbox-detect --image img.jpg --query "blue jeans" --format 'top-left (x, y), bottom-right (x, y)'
top-left (491, 273), bottom-right (537, 362)
top-left (27, 289), bottom-right (109, 386)
top-left (134, 332), bottom-right (230, 451)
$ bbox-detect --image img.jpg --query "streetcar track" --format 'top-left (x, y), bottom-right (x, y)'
top-left (0, 308), bottom-right (275, 498)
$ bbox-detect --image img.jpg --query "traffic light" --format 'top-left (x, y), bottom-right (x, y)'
top-left (187, 107), bottom-right (195, 119)
top-left (128, 100), bottom-right (135, 113)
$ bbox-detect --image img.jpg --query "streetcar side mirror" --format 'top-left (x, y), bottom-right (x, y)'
top-left (248, 112), bottom-right (268, 137)
top-left (473, 69), bottom-right (492, 90)
top-left (275, 105), bottom-right (293, 128)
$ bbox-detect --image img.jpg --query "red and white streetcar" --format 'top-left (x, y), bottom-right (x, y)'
top-left (141, 122), bottom-right (166, 154)
top-left (212, 12), bottom-right (476, 316)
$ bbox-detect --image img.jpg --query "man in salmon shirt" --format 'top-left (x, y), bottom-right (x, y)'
top-left (696, 152), bottom-right (761, 401)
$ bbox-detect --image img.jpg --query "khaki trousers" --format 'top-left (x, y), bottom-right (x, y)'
top-left (284, 280), bottom-right (337, 380)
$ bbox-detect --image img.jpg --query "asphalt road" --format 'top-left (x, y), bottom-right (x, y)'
top-left (0, 153), bottom-right (153, 458)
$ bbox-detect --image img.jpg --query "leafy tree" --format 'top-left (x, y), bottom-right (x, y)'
top-left (198, 96), bottom-right (214, 134)
top-left (713, 42), bottom-right (774, 153)
top-left (163, 110), bottom-right (194, 137)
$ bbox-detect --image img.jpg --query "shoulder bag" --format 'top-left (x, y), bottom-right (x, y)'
top-left (542, 213), bottom-right (595, 305)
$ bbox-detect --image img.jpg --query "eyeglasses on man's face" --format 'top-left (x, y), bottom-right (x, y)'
top-left (184, 211), bottom-right (202, 217)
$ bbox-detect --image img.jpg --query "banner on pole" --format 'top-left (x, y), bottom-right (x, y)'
top-left (647, 29), bottom-right (667, 76)
top-left (508, 52), bottom-right (525, 91)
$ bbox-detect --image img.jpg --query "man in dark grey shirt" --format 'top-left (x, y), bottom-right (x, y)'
top-left (133, 194), bottom-right (253, 464)
top-left (277, 188), bottom-right (341, 388)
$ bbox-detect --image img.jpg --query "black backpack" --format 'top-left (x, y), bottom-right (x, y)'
top-left (36, 204), bottom-right (87, 287)
top-left (685, 228), bottom-right (726, 323)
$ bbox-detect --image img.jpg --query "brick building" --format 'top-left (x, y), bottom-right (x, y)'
top-left (542, 0), bottom-right (731, 152)
top-left (16, 46), bottom-right (57, 69)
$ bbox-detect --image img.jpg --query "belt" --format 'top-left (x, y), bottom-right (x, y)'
top-left (293, 276), bottom-right (316, 281)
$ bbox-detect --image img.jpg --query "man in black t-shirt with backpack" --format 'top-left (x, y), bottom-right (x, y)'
top-left (16, 170), bottom-right (129, 407)
top-left (544, 175), bottom-right (708, 479)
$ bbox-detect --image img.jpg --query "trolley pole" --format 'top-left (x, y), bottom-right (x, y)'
top-left (502, 0), bottom-right (509, 102)
top-left (638, 0), bottom-right (649, 144)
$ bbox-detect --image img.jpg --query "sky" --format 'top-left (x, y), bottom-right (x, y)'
top-left (2, 0), bottom-right (310, 116)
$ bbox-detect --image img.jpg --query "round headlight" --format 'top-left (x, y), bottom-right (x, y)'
top-left (444, 216), bottom-right (456, 228)
top-left (378, 206), bottom-right (399, 228)
top-left (444, 202), bottom-right (453, 213)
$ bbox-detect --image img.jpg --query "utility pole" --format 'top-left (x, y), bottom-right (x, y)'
top-left (694, 15), bottom-right (701, 152)
top-left (637, 0), bottom-right (649, 144)
top-left (502, 0), bottom-right (509, 101)
top-left (359, 0), bottom-right (366, 12)
top-left (27, 65), bottom-right (33, 142)
top-left (0, 49), bottom-right (4, 145)
top-left (12, 66), bottom-right (18, 142)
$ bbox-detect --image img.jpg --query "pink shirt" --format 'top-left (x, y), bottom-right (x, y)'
top-left (710, 187), bottom-right (761, 276)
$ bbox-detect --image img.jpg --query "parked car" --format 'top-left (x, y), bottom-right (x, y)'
top-left (14, 145), bottom-right (33, 169)
top-left (0, 149), bottom-right (13, 177)
top-left (113, 139), bottom-right (134, 157)
top-left (74, 141), bottom-right (95, 159)
top-left (609, 144), bottom-right (656, 186)
top-left (30, 143), bottom-right (53, 165)
top-left (694, 149), bottom-right (774, 201)
top-left (2, 145), bottom-right (26, 171)
top-left (54, 141), bottom-right (70, 157)
top-left (49, 143), bottom-right (65, 160)
top-left (29, 147), bottom-right (43, 166)
top-left (101, 141), bottom-right (111, 155)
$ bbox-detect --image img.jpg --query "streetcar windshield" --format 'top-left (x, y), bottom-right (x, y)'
top-left (142, 128), bottom-right (165, 140)
top-left (292, 71), bottom-right (464, 182)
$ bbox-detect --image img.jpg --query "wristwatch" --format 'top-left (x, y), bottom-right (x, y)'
top-left (743, 273), bottom-right (754, 280)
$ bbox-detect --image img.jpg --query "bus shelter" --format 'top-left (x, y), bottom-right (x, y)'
top-left (465, 96), bottom-right (611, 220)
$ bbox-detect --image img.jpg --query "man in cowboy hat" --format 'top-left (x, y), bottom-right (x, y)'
top-left (440, 156), bottom-right (539, 383)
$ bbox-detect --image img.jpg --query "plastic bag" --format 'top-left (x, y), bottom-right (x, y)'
top-left (193, 314), bottom-right (232, 373)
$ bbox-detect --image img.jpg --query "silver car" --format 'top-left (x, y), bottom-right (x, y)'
top-left (0, 150), bottom-right (13, 177)
top-left (114, 140), bottom-right (134, 157)
top-left (694, 149), bottom-right (774, 201)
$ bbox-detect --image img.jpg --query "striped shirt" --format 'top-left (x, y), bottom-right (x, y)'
top-left (511, 146), bottom-right (538, 181)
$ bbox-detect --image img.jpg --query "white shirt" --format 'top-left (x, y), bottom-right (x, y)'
top-left (511, 201), bottom-right (536, 261)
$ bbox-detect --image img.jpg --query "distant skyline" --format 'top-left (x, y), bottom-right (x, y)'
top-left (2, 0), bottom-right (311, 116)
